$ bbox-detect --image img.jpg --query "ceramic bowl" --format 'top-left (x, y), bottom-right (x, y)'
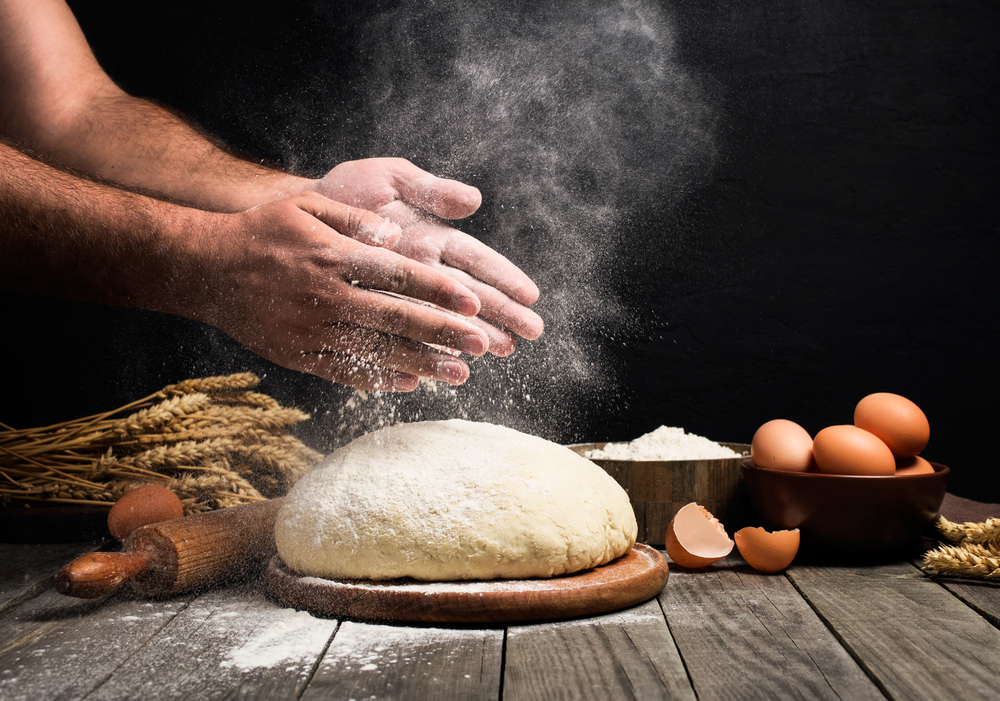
top-left (741, 459), bottom-right (948, 558)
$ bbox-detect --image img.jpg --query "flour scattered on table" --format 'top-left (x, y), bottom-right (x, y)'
top-left (220, 609), bottom-right (335, 671)
top-left (585, 426), bottom-right (740, 461)
top-left (323, 621), bottom-right (502, 673)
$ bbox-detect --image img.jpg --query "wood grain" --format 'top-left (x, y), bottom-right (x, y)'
top-left (0, 542), bottom-right (104, 614)
top-left (936, 578), bottom-right (1000, 628)
top-left (0, 586), bottom-right (194, 700)
top-left (302, 620), bottom-right (502, 701)
top-left (82, 584), bottom-right (336, 701)
top-left (787, 561), bottom-right (1000, 701)
top-left (123, 498), bottom-right (282, 597)
top-left (267, 544), bottom-right (669, 624)
top-left (503, 598), bottom-right (695, 701)
top-left (661, 556), bottom-right (884, 701)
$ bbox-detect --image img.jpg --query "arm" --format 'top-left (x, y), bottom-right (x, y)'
top-left (0, 140), bottom-right (489, 391)
top-left (0, 0), bottom-right (304, 212)
top-left (0, 0), bottom-right (543, 352)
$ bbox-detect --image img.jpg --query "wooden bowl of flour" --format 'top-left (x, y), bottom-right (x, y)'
top-left (568, 442), bottom-right (752, 547)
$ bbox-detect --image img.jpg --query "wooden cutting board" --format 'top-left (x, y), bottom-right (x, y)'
top-left (266, 543), bottom-right (668, 624)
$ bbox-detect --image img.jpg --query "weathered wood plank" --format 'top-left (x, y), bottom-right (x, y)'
top-left (0, 587), bottom-right (193, 700)
top-left (661, 556), bottom-right (885, 701)
top-left (503, 598), bottom-right (694, 701)
top-left (788, 562), bottom-right (1000, 701)
top-left (0, 541), bottom-right (105, 614)
top-left (934, 579), bottom-right (1000, 629)
top-left (302, 620), bottom-right (503, 701)
top-left (82, 584), bottom-right (336, 701)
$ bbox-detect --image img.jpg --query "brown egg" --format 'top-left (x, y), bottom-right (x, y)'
top-left (751, 419), bottom-right (816, 472)
top-left (665, 502), bottom-right (734, 568)
top-left (735, 527), bottom-right (800, 573)
top-left (854, 392), bottom-right (930, 458)
top-left (895, 455), bottom-right (935, 476)
top-left (107, 485), bottom-right (184, 541)
top-left (813, 425), bottom-right (895, 476)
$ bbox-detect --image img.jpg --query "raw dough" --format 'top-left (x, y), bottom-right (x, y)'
top-left (275, 419), bottom-right (637, 581)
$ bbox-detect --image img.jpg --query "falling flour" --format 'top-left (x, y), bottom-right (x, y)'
top-left (584, 426), bottom-right (739, 461)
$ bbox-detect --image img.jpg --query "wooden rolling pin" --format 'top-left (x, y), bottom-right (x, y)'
top-left (54, 498), bottom-right (284, 599)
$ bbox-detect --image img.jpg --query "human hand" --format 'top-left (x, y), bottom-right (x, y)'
top-left (309, 158), bottom-right (544, 356)
top-left (190, 192), bottom-right (490, 391)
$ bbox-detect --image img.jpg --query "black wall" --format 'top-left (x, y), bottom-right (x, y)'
top-left (4, 1), bottom-right (997, 499)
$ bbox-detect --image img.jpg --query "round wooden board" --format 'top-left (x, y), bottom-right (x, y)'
top-left (266, 543), bottom-right (669, 624)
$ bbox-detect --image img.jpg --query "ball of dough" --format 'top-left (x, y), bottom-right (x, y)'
top-left (275, 419), bottom-right (637, 581)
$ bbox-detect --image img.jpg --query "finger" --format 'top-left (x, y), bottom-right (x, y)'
top-left (296, 191), bottom-right (401, 248)
top-left (440, 232), bottom-right (540, 306)
top-left (441, 265), bottom-right (545, 341)
top-left (466, 315), bottom-right (518, 357)
top-left (333, 284), bottom-right (490, 356)
top-left (291, 324), bottom-right (472, 388)
top-left (375, 199), bottom-right (540, 309)
top-left (388, 161), bottom-right (482, 220)
top-left (342, 241), bottom-right (483, 320)
top-left (290, 350), bottom-right (420, 392)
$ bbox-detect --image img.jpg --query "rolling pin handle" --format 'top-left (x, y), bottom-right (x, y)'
top-left (54, 550), bottom-right (151, 599)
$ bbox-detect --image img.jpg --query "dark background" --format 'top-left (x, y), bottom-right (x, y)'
top-left (3, 0), bottom-right (997, 499)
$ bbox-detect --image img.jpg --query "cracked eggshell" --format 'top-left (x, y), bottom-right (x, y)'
top-left (735, 527), bottom-right (800, 573)
top-left (664, 502), bottom-right (734, 568)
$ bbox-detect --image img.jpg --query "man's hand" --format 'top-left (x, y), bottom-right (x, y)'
top-left (309, 158), bottom-right (544, 356)
top-left (194, 192), bottom-right (492, 391)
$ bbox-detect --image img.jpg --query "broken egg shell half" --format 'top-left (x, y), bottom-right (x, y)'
top-left (107, 485), bottom-right (184, 542)
top-left (665, 502), bottom-right (734, 568)
top-left (734, 527), bottom-right (800, 573)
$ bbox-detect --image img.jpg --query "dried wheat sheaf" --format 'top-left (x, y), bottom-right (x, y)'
top-left (0, 373), bottom-right (322, 514)
top-left (922, 516), bottom-right (1000, 580)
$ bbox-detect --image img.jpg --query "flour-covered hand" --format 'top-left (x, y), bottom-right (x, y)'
top-left (309, 158), bottom-right (544, 355)
top-left (193, 192), bottom-right (489, 391)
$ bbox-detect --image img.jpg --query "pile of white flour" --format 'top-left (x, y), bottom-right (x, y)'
top-left (584, 426), bottom-right (739, 461)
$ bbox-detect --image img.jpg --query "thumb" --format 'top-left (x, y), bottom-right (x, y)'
top-left (392, 166), bottom-right (482, 220)
top-left (295, 192), bottom-right (402, 248)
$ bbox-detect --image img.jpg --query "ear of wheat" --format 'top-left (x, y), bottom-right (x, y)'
top-left (0, 373), bottom-right (323, 515)
top-left (922, 515), bottom-right (1000, 580)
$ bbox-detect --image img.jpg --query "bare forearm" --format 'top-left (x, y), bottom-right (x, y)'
top-left (59, 93), bottom-right (313, 212)
top-left (20, 91), bottom-right (312, 213)
top-left (0, 140), bottom-right (212, 314)
top-left (0, 0), bottom-right (314, 213)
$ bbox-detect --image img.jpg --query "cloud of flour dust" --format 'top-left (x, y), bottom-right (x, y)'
top-left (304, 0), bottom-right (717, 444)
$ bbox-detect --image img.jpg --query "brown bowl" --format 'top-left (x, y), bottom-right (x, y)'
top-left (741, 459), bottom-right (948, 558)
top-left (569, 443), bottom-right (753, 547)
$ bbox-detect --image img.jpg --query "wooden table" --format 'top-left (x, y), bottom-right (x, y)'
top-left (2, 541), bottom-right (998, 700)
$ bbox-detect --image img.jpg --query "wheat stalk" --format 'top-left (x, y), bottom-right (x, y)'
top-left (924, 515), bottom-right (1000, 580)
top-left (0, 373), bottom-right (320, 516)
top-left (210, 391), bottom-right (282, 410)
top-left (107, 393), bottom-right (213, 438)
top-left (161, 373), bottom-right (260, 396)
top-left (923, 543), bottom-right (1000, 579)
